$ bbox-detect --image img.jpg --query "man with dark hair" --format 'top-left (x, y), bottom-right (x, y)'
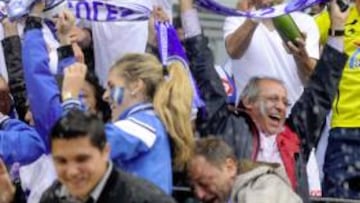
top-left (187, 137), bottom-right (302, 203)
top-left (40, 109), bottom-right (175, 203)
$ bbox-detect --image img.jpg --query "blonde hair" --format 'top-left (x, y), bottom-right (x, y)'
top-left (111, 53), bottom-right (194, 169)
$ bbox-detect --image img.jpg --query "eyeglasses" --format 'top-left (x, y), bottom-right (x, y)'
top-left (258, 95), bottom-right (291, 107)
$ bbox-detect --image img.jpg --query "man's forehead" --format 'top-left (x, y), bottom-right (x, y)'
top-left (189, 156), bottom-right (221, 176)
top-left (52, 137), bottom-right (97, 153)
top-left (258, 80), bottom-right (287, 93)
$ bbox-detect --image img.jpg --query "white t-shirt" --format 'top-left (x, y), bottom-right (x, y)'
top-left (223, 12), bottom-right (320, 105)
top-left (83, 0), bottom-right (173, 86)
top-left (256, 132), bottom-right (283, 164)
top-left (0, 22), bottom-right (59, 81)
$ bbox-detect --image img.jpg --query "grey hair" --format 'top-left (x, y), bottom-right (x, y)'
top-left (240, 76), bottom-right (285, 104)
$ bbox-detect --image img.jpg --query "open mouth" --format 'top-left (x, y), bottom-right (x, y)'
top-left (268, 114), bottom-right (281, 123)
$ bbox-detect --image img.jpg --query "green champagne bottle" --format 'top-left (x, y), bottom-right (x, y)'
top-left (272, 14), bottom-right (302, 46)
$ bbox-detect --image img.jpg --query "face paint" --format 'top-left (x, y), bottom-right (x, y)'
top-left (110, 86), bottom-right (125, 105)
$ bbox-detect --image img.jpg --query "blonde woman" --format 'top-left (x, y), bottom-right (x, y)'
top-left (61, 54), bottom-right (194, 195)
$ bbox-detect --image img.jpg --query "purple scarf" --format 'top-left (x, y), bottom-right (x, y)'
top-left (155, 21), bottom-right (205, 110)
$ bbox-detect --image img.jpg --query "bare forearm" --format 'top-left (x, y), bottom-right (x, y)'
top-left (180, 0), bottom-right (201, 39)
top-left (179, 0), bottom-right (192, 12)
top-left (226, 19), bottom-right (258, 59)
top-left (295, 57), bottom-right (317, 82)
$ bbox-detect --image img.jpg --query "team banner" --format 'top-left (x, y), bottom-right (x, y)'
top-left (0, 0), bottom-right (329, 21)
top-left (0, 0), bottom-right (151, 21)
top-left (195, 0), bottom-right (327, 18)
top-left (66, 0), bottom-right (151, 21)
top-left (155, 21), bottom-right (205, 110)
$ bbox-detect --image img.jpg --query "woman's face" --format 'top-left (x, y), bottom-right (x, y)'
top-left (103, 70), bottom-right (134, 121)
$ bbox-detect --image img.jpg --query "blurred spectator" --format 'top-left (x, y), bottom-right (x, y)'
top-left (315, 0), bottom-right (360, 199)
top-left (183, 0), bottom-right (348, 200)
top-left (22, 7), bottom-right (109, 151)
top-left (187, 137), bottom-right (302, 203)
top-left (224, 0), bottom-right (320, 106)
top-left (74, 0), bottom-right (173, 86)
top-left (1, 19), bottom-right (27, 121)
top-left (38, 109), bottom-right (177, 203)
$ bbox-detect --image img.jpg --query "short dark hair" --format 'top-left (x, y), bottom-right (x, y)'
top-left (192, 137), bottom-right (237, 168)
top-left (50, 109), bottom-right (106, 150)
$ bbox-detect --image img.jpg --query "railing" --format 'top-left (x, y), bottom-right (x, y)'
top-left (310, 197), bottom-right (360, 203)
top-left (173, 187), bottom-right (360, 203)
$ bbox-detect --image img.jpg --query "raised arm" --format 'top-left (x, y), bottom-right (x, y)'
top-left (0, 114), bottom-right (46, 166)
top-left (224, 0), bottom-right (261, 59)
top-left (22, 14), bottom-right (62, 151)
top-left (287, 1), bottom-right (348, 159)
top-left (1, 19), bottom-right (27, 121)
top-left (180, 0), bottom-right (230, 134)
top-left (22, 4), bottom-right (77, 150)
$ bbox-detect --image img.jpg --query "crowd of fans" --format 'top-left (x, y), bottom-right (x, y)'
top-left (0, 0), bottom-right (358, 202)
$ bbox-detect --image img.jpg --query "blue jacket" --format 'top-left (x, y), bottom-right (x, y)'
top-left (22, 25), bottom-right (75, 152)
top-left (0, 116), bottom-right (46, 165)
top-left (105, 102), bottom-right (172, 194)
top-left (23, 24), bottom-right (173, 194)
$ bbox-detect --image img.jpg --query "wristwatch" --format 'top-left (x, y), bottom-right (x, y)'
top-left (62, 92), bottom-right (74, 101)
top-left (328, 29), bottom-right (345, 36)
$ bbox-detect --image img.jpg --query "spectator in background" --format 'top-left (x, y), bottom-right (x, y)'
top-left (1, 19), bottom-right (27, 121)
top-left (0, 76), bottom-right (45, 167)
top-left (224, 0), bottom-right (320, 106)
top-left (38, 109), bottom-right (176, 203)
top-left (187, 137), bottom-right (302, 203)
top-left (315, 0), bottom-right (360, 199)
top-left (22, 5), bottom-right (109, 150)
top-left (73, 0), bottom-right (174, 86)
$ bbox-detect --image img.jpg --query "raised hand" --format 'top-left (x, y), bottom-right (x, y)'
top-left (55, 10), bottom-right (76, 45)
top-left (1, 18), bottom-right (18, 37)
top-left (147, 6), bottom-right (169, 47)
top-left (62, 63), bottom-right (87, 101)
top-left (329, 0), bottom-right (349, 30)
top-left (29, 0), bottom-right (45, 17)
top-left (0, 159), bottom-right (15, 203)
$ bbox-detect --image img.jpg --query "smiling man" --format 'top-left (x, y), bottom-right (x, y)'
top-left (40, 109), bottom-right (175, 203)
top-left (182, 0), bottom-right (349, 200)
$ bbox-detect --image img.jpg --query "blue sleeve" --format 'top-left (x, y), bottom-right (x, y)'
top-left (57, 56), bottom-right (76, 75)
top-left (22, 29), bottom-right (62, 152)
top-left (0, 119), bottom-right (46, 165)
top-left (105, 119), bottom-right (157, 165)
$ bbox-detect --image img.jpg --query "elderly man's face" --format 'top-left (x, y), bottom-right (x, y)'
top-left (187, 155), bottom-right (237, 203)
top-left (245, 80), bottom-right (288, 135)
